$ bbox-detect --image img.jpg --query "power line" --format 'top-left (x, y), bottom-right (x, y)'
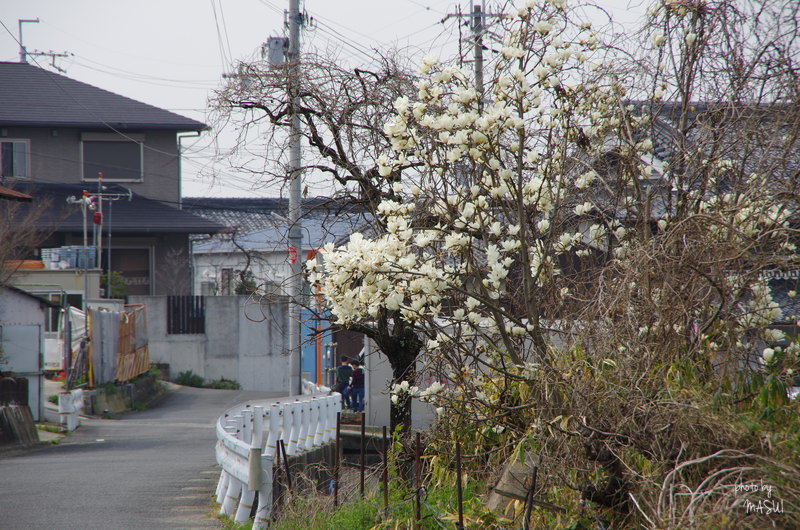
top-left (311, 22), bottom-right (380, 64)
top-left (70, 59), bottom-right (219, 90)
top-left (217, 0), bottom-right (234, 66)
top-left (20, 146), bottom-right (263, 192)
top-left (210, 0), bottom-right (233, 68)
top-left (37, 19), bottom-right (220, 68)
top-left (72, 55), bottom-right (221, 84)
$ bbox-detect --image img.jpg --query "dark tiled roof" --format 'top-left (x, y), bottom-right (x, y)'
top-left (184, 196), bottom-right (370, 252)
top-left (182, 197), bottom-right (358, 233)
top-left (0, 62), bottom-right (205, 131)
top-left (9, 182), bottom-right (224, 234)
top-left (193, 211), bottom-right (371, 253)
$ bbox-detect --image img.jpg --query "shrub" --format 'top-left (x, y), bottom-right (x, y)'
top-left (209, 378), bottom-right (241, 390)
top-left (174, 370), bottom-right (205, 388)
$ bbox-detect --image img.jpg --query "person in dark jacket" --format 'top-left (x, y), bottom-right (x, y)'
top-left (349, 359), bottom-right (365, 412)
top-left (336, 356), bottom-right (353, 409)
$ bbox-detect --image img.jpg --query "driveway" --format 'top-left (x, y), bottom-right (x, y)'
top-left (0, 385), bottom-right (284, 529)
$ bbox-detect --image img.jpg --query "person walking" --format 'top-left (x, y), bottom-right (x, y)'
top-left (336, 356), bottom-right (353, 409)
top-left (349, 359), bottom-right (365, 413)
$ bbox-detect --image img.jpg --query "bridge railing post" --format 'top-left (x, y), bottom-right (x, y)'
top-left (215, 391), bottom-right (344, 527)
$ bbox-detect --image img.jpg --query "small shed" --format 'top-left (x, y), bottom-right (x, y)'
top-left (0, 285), bottom-right (58, 421)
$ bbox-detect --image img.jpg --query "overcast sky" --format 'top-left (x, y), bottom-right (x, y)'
top-left (0, 0), bottom-right (645, 198)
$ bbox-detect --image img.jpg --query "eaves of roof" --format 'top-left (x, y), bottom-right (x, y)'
top-left (0, 184), bottom-right (34, 202)
top-left (9, 182), bottom-right (224, 235)
top-left (2, 285), bottom-right (62, 308)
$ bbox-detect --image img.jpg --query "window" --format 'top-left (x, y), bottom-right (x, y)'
top-left (81, 133), bottom-right (143, 182)
top-left (221, 268), bottom-right (233, 295)
top-left (200, 281), bottom-right (216, 296)
top-left (0, 139), bottom-right (30, 177)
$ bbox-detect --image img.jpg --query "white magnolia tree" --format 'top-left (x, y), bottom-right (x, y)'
top-left (311, 0), bottom-right (800, 526)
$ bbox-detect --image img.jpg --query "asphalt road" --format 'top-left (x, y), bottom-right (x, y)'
top-left (0, 385), bottom-right (284, 530)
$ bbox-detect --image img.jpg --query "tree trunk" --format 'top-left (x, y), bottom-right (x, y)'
top-left (380, 328), bottom-right (421, 435)
top-left (389, 355), bottom-right (417, 435)
top-left (351, 317), bottom-right (422, 434)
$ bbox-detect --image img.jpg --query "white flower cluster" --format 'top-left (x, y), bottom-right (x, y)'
top-left (389, 380), bottom-right (446, 404)
top-left (739, 282), bottom-right (782, 330)
top-left (310, 228), bottom-right (450, 325)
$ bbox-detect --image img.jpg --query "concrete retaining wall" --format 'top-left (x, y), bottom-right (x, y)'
top-left (129, 295), bottom-right (290, 394)
top-left (85, 373), bottom-right (163, 415)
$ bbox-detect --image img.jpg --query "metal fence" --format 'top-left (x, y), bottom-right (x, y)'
top-left (167, 295), bottom-right (205, 335)
top-left (115, 304), bottom-right (150, 382)
top-left (87, 305), bottom-right (151, 386)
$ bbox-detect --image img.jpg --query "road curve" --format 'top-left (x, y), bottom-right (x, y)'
top-left (0, 385), bottom-right (284, 530)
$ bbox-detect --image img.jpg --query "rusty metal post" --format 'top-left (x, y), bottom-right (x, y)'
top-left (273, 437), bottom-right (283, 510)
top-left (382, 425), bottom-right (389, 517)
top-left (456, 441), bottom-right (464, 529)
top-left (415, 432), bottom-right (422, 528)
top-left (360, 412), bottom-right (366, 496)
top-left (523, 465), bottom-right (539, 530)
top-left (334, 411), bottom-right (340, 508)
top-left (279, 439), bottom-right (292, 491)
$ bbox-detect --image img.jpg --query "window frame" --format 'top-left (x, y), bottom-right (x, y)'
top-left (0, 138), bottom-right (31, 178)
top-left (80, 132), bottom-right (145, 183)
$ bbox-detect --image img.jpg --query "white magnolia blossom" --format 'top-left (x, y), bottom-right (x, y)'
top-left (762, 348), bottom-right (775, 364)
top-left (763, 328), bottom-right (785, 343)
top-left (307, 4), bottom-right (798, 419)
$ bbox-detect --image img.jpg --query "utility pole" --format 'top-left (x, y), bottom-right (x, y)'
top-left (472, 3), bottom-right (485, 108)
top-left (441, 3), bottom-right (496, 105)
top-left (287, 0), bottom-right (304, 396)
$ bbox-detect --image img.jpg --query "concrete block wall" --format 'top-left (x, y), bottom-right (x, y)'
top-left (129, 295), bottom-right (290, 393)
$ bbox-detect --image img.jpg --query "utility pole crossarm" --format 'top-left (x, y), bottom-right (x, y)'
top-left (440, 4), bottom-right (500, 106)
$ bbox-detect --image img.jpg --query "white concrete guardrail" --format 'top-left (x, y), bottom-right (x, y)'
top-left (302, 379), bottom-right (332, 395)
top-left (58, 389), bottom-right (85, 431)
top-left (215, 391), bottom-right (341, 528)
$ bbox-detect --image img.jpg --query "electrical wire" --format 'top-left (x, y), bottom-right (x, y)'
top-left (210, 0), bottom-right (233, 69)
top-left (21, 148), bottom-right (258, 191)
top-left (217, 0), bottom-right (235, 66)
top-left (69, 59), bottom-right (219, 90)
top-left (36, 19), bottom-right (217, 68)
top-left (0, 16), bottom-right (336, 199)
top-left (70, 55), bottom-right (220, 84)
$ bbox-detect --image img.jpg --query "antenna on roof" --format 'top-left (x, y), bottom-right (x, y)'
top-left (18, 18), bottom-right (72, 73)
top-left (29, 49), bottom-right (72, 74)
top-left (18, 18), bottom-right (39, 63)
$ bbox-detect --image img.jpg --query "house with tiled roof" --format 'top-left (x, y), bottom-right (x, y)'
top-left (184, 197), bottom-right (369, 295)
top-left (0, 61), bottom-right (223, 301)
